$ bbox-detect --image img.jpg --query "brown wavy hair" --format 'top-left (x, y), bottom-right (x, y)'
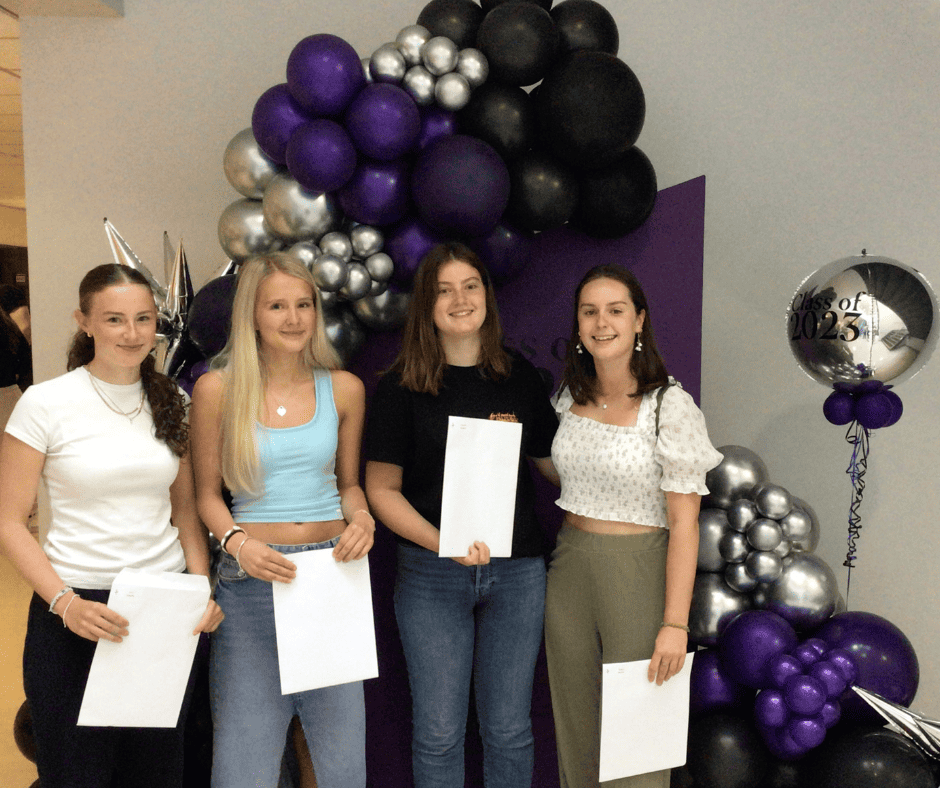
top-left (67, 264), bottom-right (188, 457)
top-left (390, 242), bottom-right (510, 394)
top-left (560, 264), bottom-right (669, 405)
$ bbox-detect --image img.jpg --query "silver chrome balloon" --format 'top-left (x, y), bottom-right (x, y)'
top-left (745, 550), bottom-right (784, 583)
top-left (780, 508), bottom-right (814, 549)
top-left (764, 553), bottom-right (839, 630)
top-left (421, 35), bottom-right (459, 76)
top-left (727, 498), bottom-right (759, 533)
top-left (311, 254), bottom-right (348, 292)
top-left (364, 251), bottom-right (394, 283)
top-left (746, 518), bottom-right (784, 552)
top-left (318, 288), bottom-right (340, 310)
top-left (369, 279), bottom-right (388, 297)
top-left (350, 225), bottom-right (384, 259)
top-left (339, 262), bottom-right (372, 301)
top-left (773, 539), bottom-right (792, 559)
top-left (323, 306), bottom-right (367, 365)
top-left (262, 173), bottom-right (341, 242)
top-left (753, 483), bottom-right (794, 520)
top-left (788, 254), bottom-right (939, 386)
top-left (719, 530), bottom-right (749, 564)
top-left (396, 24), bottom-right (431, 67)
top-left (223, 128), bottom-right (280, 199)
top-left (211, 259), bottom-right (239, 279)
top-left (704, 445), bottom-right (770, 510)
top-left (434, 72), bottom-right (471, 112)
top-left (370, 43), bottom-right (407, 84)
top-left (697, 509), bottom-right (729, 573)
top-left (688, 572), bottom-right (752, 647)
top-left (285, 241), bottom-right (321, 272)
top-left (319, 231), bottom-right (354, 263)
top-left (402, 65), bottom-right (436, 106)
top-left (789, 498), bottom-right (821, 552)
top-left (352, 287), bottom-right (411, 330)
top-left (456, 48), bottom-right (489, 89)
top-left (361, 56), bottom-right (373, 83)
top-left (218, 199), bottom-right (283, 262)
top-left (725, 562), bottom-right (758, 593)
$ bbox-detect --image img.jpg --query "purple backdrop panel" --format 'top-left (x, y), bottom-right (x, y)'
top-left (351, 175), bottom-right (706, 788)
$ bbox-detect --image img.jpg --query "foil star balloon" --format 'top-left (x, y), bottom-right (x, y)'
top-left (852, 686), bottom-right (940, 761)
top-left (103, 218), bottom-right (167, 301)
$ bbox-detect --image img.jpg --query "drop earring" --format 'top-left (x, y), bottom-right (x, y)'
top-left (634, 334), bottom-right (643, 352)
top-left (576, 341), bottom-right (584, 355)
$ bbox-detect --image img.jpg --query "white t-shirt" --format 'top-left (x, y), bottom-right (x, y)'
top-left (5, 367), bottom-right (186, 589)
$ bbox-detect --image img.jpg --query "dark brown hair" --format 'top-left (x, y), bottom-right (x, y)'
top-left (390, 242), bottom-right (510, 395)
top-left (560, 264), bottom-right (669, 405)
top-left (67, 264), bottom-right (189, 457)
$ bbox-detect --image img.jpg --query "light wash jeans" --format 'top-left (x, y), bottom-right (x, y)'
top-left (210, 538), bottom-right (366, 788)
top-left (394, 542), bottom-right (546, 788)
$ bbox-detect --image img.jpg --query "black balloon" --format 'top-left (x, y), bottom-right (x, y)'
top-left (476, 2), bottom-right (559, 86)
top-left (482, 0), bottom-right (553, 11)
top-left (458, 82), bottom-right (535, 161)
top-left (417, 0), bottom-right (484, 49)
top-left (551, 0), bottom-right (619, 55)
top-left (506, 150), bottom-right (579, 231)
top-left (537, 50), bottom-right (645, 170)
top-left (572, 146), bottom-right (657, 238)
top-left (806, 726), bottom-right (936, 788)
top-left (687, 713), bottom-right (769, 788)
top-left (188, 274), bottom-right (238, 357)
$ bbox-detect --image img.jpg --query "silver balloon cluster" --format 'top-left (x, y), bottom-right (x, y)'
top-left (103, 218), bottom-right (193, 376)
top-left (368, 25), bottom-right (488, 112)
top-left (293, 225), bottom-right (393, 304)
top-left (690, 445), bottom-right (841, 646)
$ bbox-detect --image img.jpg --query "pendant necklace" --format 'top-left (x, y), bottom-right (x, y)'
top-left (86, 367), bottom-right (146, 422)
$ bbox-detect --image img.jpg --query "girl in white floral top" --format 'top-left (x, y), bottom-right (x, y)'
top-left (544, 264), bottom-right (722, 788)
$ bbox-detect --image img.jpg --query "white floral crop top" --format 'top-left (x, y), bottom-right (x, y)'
top-left (551, 383), bottom-right (723, 528)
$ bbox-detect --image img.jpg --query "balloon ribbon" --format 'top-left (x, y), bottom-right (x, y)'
top-left (843, 420), bottom-right (870, 605)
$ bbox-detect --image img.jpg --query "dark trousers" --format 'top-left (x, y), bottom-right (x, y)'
top-left (23, 590), bottom-right (194, 788)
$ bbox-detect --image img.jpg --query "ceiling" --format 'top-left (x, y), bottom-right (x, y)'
top-left (0, 6), bottom-right (23, 212)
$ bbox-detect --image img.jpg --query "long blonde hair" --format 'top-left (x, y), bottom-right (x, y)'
top-left (213, 252), bottom-right (340, 495)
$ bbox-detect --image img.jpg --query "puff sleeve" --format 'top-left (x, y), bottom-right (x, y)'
top-left (653, 384), bottom-right (723, 495)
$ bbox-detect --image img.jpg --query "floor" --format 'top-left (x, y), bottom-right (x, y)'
top-left (0, 553), bottom-right (39, 786)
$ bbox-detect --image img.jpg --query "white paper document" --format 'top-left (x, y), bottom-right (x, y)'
top-left (438, 416), bottom-right (522, 558)
top-left (599, 654), bottom-right (695, 782)
top-left (77, 569), bottom-right (209, 728)
top-left (271, 549), bottom-right (378, 695)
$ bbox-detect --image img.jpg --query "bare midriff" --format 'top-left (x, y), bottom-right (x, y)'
top-left (239, 518), bottom-right (346, 545)
top-left (564, 512), bottom-right (662, 535)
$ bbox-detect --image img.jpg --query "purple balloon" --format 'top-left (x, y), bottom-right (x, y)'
top-left (252, 83), bottom-right (309, 165)
top-left (822, 389), bottom-right (856, 425)
top-left (719, 611), bottom-right (799, 689)
top-left (287, 33), bottom-right (366, 117)
top-left (787, 715), bottom-right (827, 749)
top-left (820, 699), bottom-right (841, 728)
top-left (825, 648), bottom-right (859, 685)
top-left (286, 120), bottom-right (357, 193)
top-left (418, 105), bottom-right (457, 150)
top-left (784, 674), bottom-right (826, 716)
top-left (337, 157), bottom-right (412, 227)
top-left (466, 222), bottom-right (533, 286)
top-left (883, 389), bottom-right (903, 426)
top-left (856, 391), bottom-right (895, 429)
top-left (768, 653), bottom-right (804, 690)
top-left (689, 649), bottom-right (752, 717)
top-left (810, 661), bottom-right (848, 699)
top-left (412, 134), bottom-right (511, 236)
top-left (754, 689), bottom-right (788, 728)
top-left (793, 641), bottom-right (823, 667)
top-left (188, 275), bottom-right (237, 357)
top-left (815, 612), bottom-right (919, 725)
top-left (345, 83), bottom-right (421, 161)
top-left (384, 216), bottom-right (446, 287)
top-left (761, 725), bottom-right (808, 761)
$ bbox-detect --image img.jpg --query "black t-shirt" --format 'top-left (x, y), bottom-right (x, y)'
top-left (365, 352), bottom-right (558, 557)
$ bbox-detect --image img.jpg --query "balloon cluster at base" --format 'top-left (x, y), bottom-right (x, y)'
top-left (217, 0), bottom-right (661, 362)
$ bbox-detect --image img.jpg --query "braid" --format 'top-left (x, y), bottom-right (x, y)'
top-left (140, 354), bottom-right (189, 457)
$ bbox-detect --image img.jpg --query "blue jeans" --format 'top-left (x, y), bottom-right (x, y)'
top-left (394, 543), bottom-right (547, 788)
top-left (210, 539), bottom-right (366, 788)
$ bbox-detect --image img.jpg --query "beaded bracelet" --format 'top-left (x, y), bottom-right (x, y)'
top-left (661, 621), bottom-right (690, 633)
top-left (49, 586), bottom-right (73, 614)
top-left (220, 526), bottom-right (245, 554)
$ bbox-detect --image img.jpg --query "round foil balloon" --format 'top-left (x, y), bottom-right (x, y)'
top-left (788, 254), bottom-right (938, 386)
top-left (223, 128), bottom-right (280, 199)
top-left (703, 445), bottom-right (770, 510)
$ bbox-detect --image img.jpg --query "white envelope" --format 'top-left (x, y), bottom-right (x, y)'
top-left (78, 569), bottom-right (209, 727)
top-left (271, 549), bottom-right (378, 695)
top-left (599, 654), bottom-right (695, 781)
top-left (438, 416), bottom-right (522, 558)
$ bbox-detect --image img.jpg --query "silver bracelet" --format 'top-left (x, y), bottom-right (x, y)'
top-left (49, 586), bottom-right (73, 614)
top-left (235, 536), bottom-right (253, 570)
top-left (62, 593), bottom-right (80, 629)
top-left (220, 526), bottom-right (245, 554)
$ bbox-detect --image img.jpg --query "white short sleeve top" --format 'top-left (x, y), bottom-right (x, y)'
top-left (5, 367), bottom-right (186, 589)
top-left (551, 382), bottom-right (722, 528)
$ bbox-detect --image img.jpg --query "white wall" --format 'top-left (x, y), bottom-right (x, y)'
top-left (20, 0), bottom-right (940, 712)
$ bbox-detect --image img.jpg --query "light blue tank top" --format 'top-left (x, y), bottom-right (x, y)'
top-left (232, 369), bottom-right (344, 523)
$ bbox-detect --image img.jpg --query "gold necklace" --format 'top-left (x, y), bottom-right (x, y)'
top-left (85, 367), bottom-right (146, 422)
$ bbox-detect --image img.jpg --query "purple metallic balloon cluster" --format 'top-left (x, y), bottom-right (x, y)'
top-left (823, 379), bottom-right (903, 429)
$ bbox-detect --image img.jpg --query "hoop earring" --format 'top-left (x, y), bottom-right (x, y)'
top-left (634, 334), bottom-right (643, 352)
